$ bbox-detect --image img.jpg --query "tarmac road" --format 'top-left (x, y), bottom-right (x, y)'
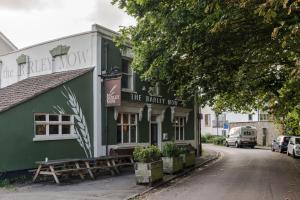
top-left (142, 144), bottom-right (300, 200)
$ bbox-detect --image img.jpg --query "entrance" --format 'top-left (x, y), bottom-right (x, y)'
top-left (151, 123), bottom-right (158, 146)
top-left (150, 115), bottom-right (158, 146)
top-left (262, 128), bottom-right (267, 146)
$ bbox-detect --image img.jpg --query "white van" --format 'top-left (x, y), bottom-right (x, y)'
top-left (225, 126), bottom-right (257, 148)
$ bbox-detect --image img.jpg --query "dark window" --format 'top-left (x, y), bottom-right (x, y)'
top-left (62, 115), bottom-right (71, 121)
top-left (49, 125), bottom-right (59, 135)
top-left (36, 125), bottom-right (46, 135)
top-left (62, 125), bottom-right (71, 134)
top-left (49, 115), bottom-right (59, 121)
top-left (35, 114), bottom-right (46, 121)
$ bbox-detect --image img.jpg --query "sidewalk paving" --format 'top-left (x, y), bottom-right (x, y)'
top-left (0, 148), bottom-right (219, 200)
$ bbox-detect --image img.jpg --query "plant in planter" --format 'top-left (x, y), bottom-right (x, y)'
top-left (133, 145), bottom-right (163, 184)
top-left (161, 142), bottom-right (183, 174)
top-left (179, 144), bottom-right (196, 168)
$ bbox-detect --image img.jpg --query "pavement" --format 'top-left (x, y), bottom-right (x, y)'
top-left (0, 147), bottom-right (219, 200)
top-left (140, 144), bottom-right (300, 200)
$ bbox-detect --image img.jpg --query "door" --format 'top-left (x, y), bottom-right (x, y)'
top-left (262, 128), bottom-right (267, 146)
top-left (151, 123), bottom-right (158, 146)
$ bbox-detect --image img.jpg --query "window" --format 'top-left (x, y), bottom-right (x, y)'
top-left (248, 114), bottom-right (253, 121)
top-left (204, 114), bottom-right (211, 127)
top-left (174, 116), bottom-right (185, 140)
top-left (117, 113), bottom-right (138, 144)
top-left (34, 113), bottom-right (75, 141)
top-left (259, 114), bottom-right (270, 121)
top-left (121, 59), bottom-right (134, 91)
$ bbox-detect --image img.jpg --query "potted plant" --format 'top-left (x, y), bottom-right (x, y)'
top-left (133, 145), bottom-right (163, 184)
top-left (161, 142), bottom-right (183, 174)
top-left (179, 144), bottom-right (196, 168)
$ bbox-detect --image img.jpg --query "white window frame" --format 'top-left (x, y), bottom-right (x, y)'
top-left (174, 116), bottom-right (185, 141)
top-left (33, 113), bottom-right (77, 141)
top-left (121, 58), bottom-right (134, 92)
top-left (205, 114), bottom-right (211, 127)
top-left (117, 113), bottom-right (138, 144)
top-left (259, 114), bottom-right (270, 121)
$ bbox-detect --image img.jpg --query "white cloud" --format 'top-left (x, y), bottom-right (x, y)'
top-left (0, 0), bottom-right (136, 48)
top-left (89, 0), bottom-right (136, 31)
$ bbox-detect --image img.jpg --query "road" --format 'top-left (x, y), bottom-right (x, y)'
top-left (142, 144), bottom-right (300, 200)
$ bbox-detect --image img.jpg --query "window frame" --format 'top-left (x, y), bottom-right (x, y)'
top-left (33, 113), bottom-right (76, 141)
top-left (174, 116), bottom-right (185, 141)
top-left (204, 114), bottom-right (211, 127)
top-left (117, 113), bottom-right (138, 144)
top-left (121, 58), bottom-right (134, 92)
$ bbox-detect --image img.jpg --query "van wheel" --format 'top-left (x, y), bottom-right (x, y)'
top-left (287, 151), bottom-right (290, 156)
top-left (235, 142), bottom-right (239, 148)
top-left (293, 150), bottom-right (297, 158)
top-left (225, 142), bottom-right (229, 147)
top-left (251, 146), bottom-right (254, 149)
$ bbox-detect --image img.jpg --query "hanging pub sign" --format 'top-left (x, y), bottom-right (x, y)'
top-left (105, 77), bottom-right (121, 107)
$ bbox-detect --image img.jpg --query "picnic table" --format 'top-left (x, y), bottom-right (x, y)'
top-left (32, 155), bottom-right (134, 184)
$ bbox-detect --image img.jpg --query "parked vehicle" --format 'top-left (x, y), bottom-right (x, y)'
top-left (271, 135), bottom-right (291, 153)
top-left (287, 136), bottom-right (300, 158)
top-left (225, 126), bottom-right (257, 148)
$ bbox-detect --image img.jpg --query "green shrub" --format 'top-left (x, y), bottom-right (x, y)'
top-left (178, 144), bottom-right (195, 154)
top-left (212, 136), bottom-right (226, 145)
top-left (0, 179), bottom-right (10, 188)
top-left (162, 142), bottom-right (181, 157)
top-left (202, 134), bottom-right (225, 145)
top-left (133, 145), bottom-right (161, 163)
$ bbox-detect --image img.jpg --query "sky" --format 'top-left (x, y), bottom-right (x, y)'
top-left (0, 0), bottom-right (136, 48)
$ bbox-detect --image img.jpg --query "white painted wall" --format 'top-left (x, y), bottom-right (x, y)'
top-left (201, 105), bottom-right (265, 136)
top-left (0, 32), bottom-right (17, 55)
top-left (0, 32), bottom-right (96, 88)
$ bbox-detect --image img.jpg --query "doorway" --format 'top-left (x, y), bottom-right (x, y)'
top-left (151, 123), bottom-right (158, 146)
top-left (262, 128), bottom-right (267, 146)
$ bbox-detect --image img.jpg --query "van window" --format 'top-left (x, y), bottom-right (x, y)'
top-left (295, 138), bottom-right (300, 144)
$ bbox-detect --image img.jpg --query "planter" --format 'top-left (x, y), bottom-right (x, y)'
top-left (134, 160), bottom-right (163, 184)
top-left (180, 152), bottom-right (196, 167)
top-left (162, 156), bottom-right (183, 174)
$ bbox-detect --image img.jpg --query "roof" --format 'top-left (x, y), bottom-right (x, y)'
top-left (0, 32), bottom-right (18, 51)
top-left (0, 68), bottom-right (93, 113)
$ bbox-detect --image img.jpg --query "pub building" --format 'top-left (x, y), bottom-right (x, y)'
top-left (0, 24), bottom-right (198, 173)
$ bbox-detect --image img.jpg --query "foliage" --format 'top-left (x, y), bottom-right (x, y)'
top-left (202, 134), bottom-right (226, 145)
top-left (133, 145), bottom-right (161, 163)
top-left (284, 107), bottom-right (300, 136)
top-left (162, 142), bottom-right (181, 157)
top-left (0, 179), bottom-right (10, 188)
top-left (112, 0), bottom-right (300, 131)
top-left (178, 144), bottom-right (196, 154)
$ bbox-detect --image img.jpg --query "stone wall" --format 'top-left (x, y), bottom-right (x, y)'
top-left (229, 121), bottom-right (281, 146)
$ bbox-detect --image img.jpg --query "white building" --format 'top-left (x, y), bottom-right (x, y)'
top-left (0, 32), bottom-right (17, 55)
top-left (201, 105), bottom-right (271, 136)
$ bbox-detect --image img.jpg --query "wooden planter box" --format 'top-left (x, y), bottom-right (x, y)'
top-left (134, 160), bottom-right (163, 184)
top-left (180, 152), bottom-right (196, 168)
top-left (162, 156), bottom-right (183, 174)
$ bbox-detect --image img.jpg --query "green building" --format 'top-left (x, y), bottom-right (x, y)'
top-left (0, 25), bottom-right (198, 173)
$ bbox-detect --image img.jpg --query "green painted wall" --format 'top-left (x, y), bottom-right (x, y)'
top-left (0, 71), bottom-right (94, 172)
top-left (101, 37), bottom-right (195, 146)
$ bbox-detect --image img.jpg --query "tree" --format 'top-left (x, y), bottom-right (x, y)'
top-left (112, 0), bottom-right (300, 132)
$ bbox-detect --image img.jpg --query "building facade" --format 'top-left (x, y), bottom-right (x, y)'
top-left (0, 25), bottom-right (197, 172)
top-left (201, 105), bottom-right (280, 146)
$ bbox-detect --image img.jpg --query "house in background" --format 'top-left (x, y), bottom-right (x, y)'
top-left (0, 24), bottom-right (197, 173)
top-left (201, 105), bottom-right (280, 146)
top-left (0, 32), bottom-right (17, 55)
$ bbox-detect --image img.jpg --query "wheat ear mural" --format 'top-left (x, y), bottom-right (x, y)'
top-left (53, 86), bottom-right (92, 158)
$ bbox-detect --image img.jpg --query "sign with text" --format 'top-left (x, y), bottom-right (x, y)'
top-left (129, 93), bottom-right (180, 106)
top-left (105, 77), bottom-right (121, 107)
